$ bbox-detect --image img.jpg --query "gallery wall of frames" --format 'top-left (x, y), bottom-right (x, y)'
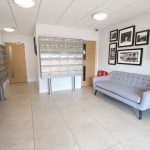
top-left (108, 25), bottom-right (150, 66)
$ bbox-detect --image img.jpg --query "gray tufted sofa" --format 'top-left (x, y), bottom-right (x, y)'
top-left (93, 71), bottom-right (150, 119)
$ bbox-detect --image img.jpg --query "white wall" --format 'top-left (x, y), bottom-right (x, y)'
top-left (36, 23), bottom-right (99, 93)
top-left (99, 12), bottom-right (150, 75)
top-left (3, 34), bottom-right (37, 82)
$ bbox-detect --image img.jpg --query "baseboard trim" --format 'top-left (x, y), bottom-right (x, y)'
top-left (27, 79), bottom-right (37, 82)
top-left (39, 89), bottom-right (49, 94)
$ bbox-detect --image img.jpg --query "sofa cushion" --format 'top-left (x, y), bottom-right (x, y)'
top-left (95, 81), bottom-right (143, 104)
top-left (110, 71), bottom-right (150, 91)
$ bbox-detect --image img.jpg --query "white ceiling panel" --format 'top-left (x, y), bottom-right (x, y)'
top-left (0, 0), bottom-right (16, 29)
top-left (72, 2), bottom-right (116, 29)
top-left (9, 0), bottom-right (40, 34)
top-left (144, 0), bottom-right (150, 2)
top-left (74, 11), bottom-right (131, 30)
top-left (0, 0), bottom-right (150, 35)
top-left (121, 0), bottom-right (150, 16)
top-left (74, 8), bottom-right (114, 28)
top-left (97, 0), bottom-right (140, 12)
top-left (37, 0), bottom-right (73, 24)
top-left (57, 1), bottom-right (97, 26)
top-left (75, 0), bottom-right (107, 6)
top-left (98, 13), bottom-right (134, 29)
top-left (9, 0), bottom-right (40, 17)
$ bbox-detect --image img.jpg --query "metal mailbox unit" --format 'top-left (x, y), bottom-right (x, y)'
top-left (0, 45), bottom-right (8, 101)
top-left (39, 36), bottom-right (83, 95)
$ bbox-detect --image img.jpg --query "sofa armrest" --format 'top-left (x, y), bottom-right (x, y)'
top-left (93, 75), bottom-right (111, 89)
top-left (140, 90), bottom-right (150, 111)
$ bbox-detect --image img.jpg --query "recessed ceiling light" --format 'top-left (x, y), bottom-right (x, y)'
top-left (3, 27), bottom-right (15, 32)
top-left (14, 0), bottom-right (35, 8)
top-left (93, 12), bottom-right (108, 21)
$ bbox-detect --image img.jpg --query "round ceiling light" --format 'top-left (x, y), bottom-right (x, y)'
top-left (93, 12), bottom-right (108, 21)
top-left (3, 27), bottom-right (15, 32)
top-left (14, 0), bottom-right (35, 8)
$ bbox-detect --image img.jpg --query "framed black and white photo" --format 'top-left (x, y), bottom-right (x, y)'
top-left (108, 43), bottom-right (117, 65)
top-left (110, 30), bottom-right (118, 42)
top-left (117, 48), bottom-right (143, 65)
top-left (118, 26), bottom-right (135, 47)
top-left (135, 30), bottom-right (149, 46)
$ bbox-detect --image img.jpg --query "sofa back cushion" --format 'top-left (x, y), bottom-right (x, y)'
top-left (110, 71), bottom-right (150, 90)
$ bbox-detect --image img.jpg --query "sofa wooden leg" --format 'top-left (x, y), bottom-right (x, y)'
top-left (139, 110), bottom-right (142, 120)
top-left (94, 90), bottom-right (97, 95)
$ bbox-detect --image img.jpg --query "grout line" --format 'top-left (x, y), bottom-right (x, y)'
top-left (7, 0), bottom-right (20, 32)
top-left (71, 0), bottom-right (140, 27)
top-left (0, 84), bottom-right (36, 149)
top-left (0, 101), bottom-right (9, 124)
top-left (29, 84), bottom-right (36, 150)
top-left (71, 0), bottom-right (109, 26)
top-left (51, 97), bottom-right (83, 150)
top-left (54, 0), bottom-right (75, 24)
top-left (103, 142), bottom-right (128, 150)
top-left (80, 94), bottom-right (150, 146)
top-left (77, 95), bottom-right (122, 143)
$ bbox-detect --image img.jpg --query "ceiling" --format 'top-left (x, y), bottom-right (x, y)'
top-left (0, 0), bottom-right (150, 35)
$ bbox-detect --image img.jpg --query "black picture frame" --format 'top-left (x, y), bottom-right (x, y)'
top-left (110, 30), bottom-right (118, 42)
top-left (108, 43), bottom-right (117, 65)
top-left (135, 30), bottom-right (149, 46)
top-left (118, 25), bottom-right (135, 47)
top-left (117, 48), bottom-right (143, 66)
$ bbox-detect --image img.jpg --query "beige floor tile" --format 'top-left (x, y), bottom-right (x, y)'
top-left (1, 141), bottom-right (34, 150)
top-left (99, 115), bottom-right (142, 142)
top-left (0, 120), bottom-right (33, 149)
top-left (0, 104), bottom-right (7, 120)
top-left (85, 104), bottom-right (119, 123)
top-left (120, 113), bottom-right (150, 132)
top-left (33, 113), bottom-right (68, 139)
top-left (62, 108), bottom-right (94, 129)
top-left (53, 97), bottom-right (81, 113)
top-left (122, 130), bottom-right (150, 150)
top-left (105, 143), bottom-right (127, 150)
top-left (32, 101), bottom-right (57, 114)
top-left (35, 131), bottom-right (80, 150)
top-left (1, 111), bottom-right (32, 124)
top-left (57, 103), bottom-right (81, 113)
top-left (31, 94), bottom-right (52, 102)
top-left (2, 83), bottom-right (150, 150)
top-left (71, 123), bottom-right (118, 150)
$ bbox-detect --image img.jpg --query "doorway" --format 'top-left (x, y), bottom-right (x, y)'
top-left (5, 42), bottom-right (27, 84)
top-left (82, 40), bottom-right (96, 86)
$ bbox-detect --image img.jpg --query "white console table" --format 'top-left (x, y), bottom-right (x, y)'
top-left (47, 75), bottom-right (76, 95)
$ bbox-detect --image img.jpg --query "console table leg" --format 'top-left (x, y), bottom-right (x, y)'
top-left (48, 78), bottom-right (52, 96)
top-left (72, 76), bottom-right (75, 92)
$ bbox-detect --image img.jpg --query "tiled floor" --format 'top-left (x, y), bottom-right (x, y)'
top-left (0, 83), bottom-right (150, 150)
